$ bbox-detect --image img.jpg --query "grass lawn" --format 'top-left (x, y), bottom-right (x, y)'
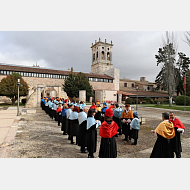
top-left (139, 104), bottom-right (190, 111)
top-left (0, 103), bottom-right (25, 107)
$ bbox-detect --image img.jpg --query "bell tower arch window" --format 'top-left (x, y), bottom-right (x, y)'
top-left (107, 52), bottom-right (110, 60)
top-left (93, 53), bottom-right (95, 61)
top-left (96, 51), bottom-right (98, 59)
top-left (101, 51), bottom-right (105, 60)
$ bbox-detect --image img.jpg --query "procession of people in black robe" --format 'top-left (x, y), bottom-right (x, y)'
top-left (41, 97), bottom-right (185, 158)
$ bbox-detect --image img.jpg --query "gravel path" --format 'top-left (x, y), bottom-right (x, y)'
top-left (10, 107), bottom-right (190, 158)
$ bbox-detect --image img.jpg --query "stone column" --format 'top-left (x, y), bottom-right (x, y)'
top-left (89, 97), bottom-right (93, 103)
top-left (79, 90), bottom-right (86, 102)
top-left (118, 93), bottom-right (122, 104)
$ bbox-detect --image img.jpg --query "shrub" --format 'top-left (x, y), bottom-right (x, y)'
top-left (125, 98), bottom-right (133, 104)
top-left (175, 95), bottom-right (190, 106)
top-left (142, 101), bottom-right (146, 104)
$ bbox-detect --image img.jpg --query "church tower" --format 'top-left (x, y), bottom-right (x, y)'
top-left (91, 38), bottom-right (113, 74)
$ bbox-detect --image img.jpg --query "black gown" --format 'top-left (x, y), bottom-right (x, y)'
top-left (150, 134), bottom-right (174, 158)
top-left (99, 136), bottom-right (117, 158)
top-left (87, 124), bottom-right (97, 156)
top-left (113, 116), bottom-right (121, 134)
top-left (70, 119), bottom-right (79, 144)
top-left (61, 116), bottom-right (67, 132)
top-left (77, 120), bottom-right (87, 149)
top-left (121, 118), bottom-right (133, 140)
top-left (171, 127), bottom-right (182, 158)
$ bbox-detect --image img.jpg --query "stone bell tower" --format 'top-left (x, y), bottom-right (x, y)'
top-left (91, 38), bottom-right (113, 74)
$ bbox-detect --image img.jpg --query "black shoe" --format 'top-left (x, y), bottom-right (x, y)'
top-left (131, 142), bottom-right (137, 145)
top-left (123, 139), bottom-right (127, 141)
top-left (68, 137), bottom-right (71, 140)
top-left (127, 140), bottom-right (131, 142)
top-left (115, 134), bottom-right (118, 137)
top-left (82, 149), bottom-right (88, 153)
top-left (71, 141), bottom-right (75, 144)
top-left (119, 133), bottom-right (122, 135)
top-left (63, 132), bottom-right (67, 135)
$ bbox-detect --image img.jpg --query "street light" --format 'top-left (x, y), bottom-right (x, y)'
top-left (17, 77), bottom-right (21, 116)
top-left (136, 85), bottom-right (138, 110)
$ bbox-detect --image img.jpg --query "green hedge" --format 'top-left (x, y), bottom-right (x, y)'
top-left (175, 95), bottom-right (190, 106)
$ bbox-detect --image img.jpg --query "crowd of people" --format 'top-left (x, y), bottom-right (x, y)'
top-left (41, 97), bottom-right (185, 158)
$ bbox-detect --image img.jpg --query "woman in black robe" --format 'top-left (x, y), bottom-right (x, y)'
top-left (78, 107), bottom-right (89, 153)
top-left (99, 109), bottom-right (118, 158)
top-left (86, 109), bottom-right (101, 158)
top-left (69, 106), bottom-right (80, 144)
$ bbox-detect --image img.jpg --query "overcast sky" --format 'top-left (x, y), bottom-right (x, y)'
top-left (0, 31), bottom-right (190, 82)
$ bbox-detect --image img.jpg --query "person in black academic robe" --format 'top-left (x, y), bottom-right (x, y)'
top-left (150, 112), bottom-right (175, 158)
top-left (78, 107), bottom-right (89, 153)
top-left (99, 109), bottom-right (119, 158)
top-left (169, 112), bottom-right (185, 158)
top-left (67, 104), bottom-right (74, 140)
top-left (61, 104), bottom-right (68, 135)
top-left (69, 106), bottom-right (80, 144)
top-left (57, 104), bottom-right (62, 126)
top-left (86, 109), bottom-right (101, 158)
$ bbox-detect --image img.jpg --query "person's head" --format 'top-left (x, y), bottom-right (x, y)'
top-left (58, 103), bottom-right (62, 108)
top-left (162, 112), bottom-right (169, 121)
top-left (96, 101), bottom-right (100, 107)
top-left (125, 104), bottom-right (130, 111)
top-left (88, 108), bottom-right (96, 117)
top-left (103, 102), bottom-right (107, 107)
top-left (69, 104), bottom-right (74, 110)
top-left (104, 109), bottom-right (113, 122)
top-left (115, 103), bottom-right (119, 108)
top-left (62, 104), bottom-right (67, 109)
top-left (92, 101), bottom-right (95, 105)
top-left (169, 112), bottom-right (175, 120)
top-left (73, 106), bottom-right (80, 113)
top-left (83, 106), bottom-right (89, 114)
top-left (133, 111), bottom-right (138, 118)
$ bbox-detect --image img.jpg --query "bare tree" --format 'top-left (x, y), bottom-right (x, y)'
top-left (183, 31), bottom-right (190, 46)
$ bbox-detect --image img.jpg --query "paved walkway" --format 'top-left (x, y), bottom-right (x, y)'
top-left (0, 107), bottom-right (23, 158)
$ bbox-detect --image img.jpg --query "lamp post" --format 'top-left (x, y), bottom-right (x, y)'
top-left (17, 77), bottom-right (20, 116)
top-left (136, 85), bottom-right (138, 110)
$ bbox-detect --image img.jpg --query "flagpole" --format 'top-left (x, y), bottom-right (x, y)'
top-left (184, 73), bottom-right (186, 111)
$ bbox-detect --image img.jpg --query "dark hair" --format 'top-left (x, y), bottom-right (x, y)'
top-left (68, 104), bottom-right (73, 108)
top-left (104, 115), bottom-right (113, 122)
top-left (87, 108), bottom-right (96, 117)
top-left (169, 112), bottom-right (175, 115)
top-left (162, 112), bottom-right (169, 120)
top-left (115, 104), bottom-right (119, 108)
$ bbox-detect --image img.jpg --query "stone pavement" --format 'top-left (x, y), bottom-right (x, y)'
top-left (0, 107), bottom-right (23, 158)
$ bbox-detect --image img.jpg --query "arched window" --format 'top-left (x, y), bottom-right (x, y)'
top-left (101, 51), bottom-right (104, 59)
top-left (132, 83), bottom-right (134, 87)
top-left (96, 51), bottom-right (98, 58)
top-left (107, 52), bottom-right (110, 60)
top-left (93, 53), bottom-right (95, 61)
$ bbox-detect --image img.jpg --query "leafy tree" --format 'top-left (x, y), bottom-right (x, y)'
top-left (186, 70), bottom-right (190, 96)
top-left (175, 52), bottom-right (190, 95)
top-left (0, 72), bottom-right (29, 105)
top-left (62, 69), bottom-right (93, 101)
top-left (75, 72), bottom-right (93, 100)
top-left (62, 68), bottom-right (78, 98)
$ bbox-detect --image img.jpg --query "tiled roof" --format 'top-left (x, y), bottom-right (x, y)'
top-left (0, 63), bottom-right (114, 79)
top-left (118, 90), bottom-right (169, 97)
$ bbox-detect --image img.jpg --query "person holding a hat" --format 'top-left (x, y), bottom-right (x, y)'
top-left (120, 104), bottom-right (134, 142)
top-left (99, 109), bottom-right (119, 158)
top-left (130, 111), bottom-right (140, 145)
